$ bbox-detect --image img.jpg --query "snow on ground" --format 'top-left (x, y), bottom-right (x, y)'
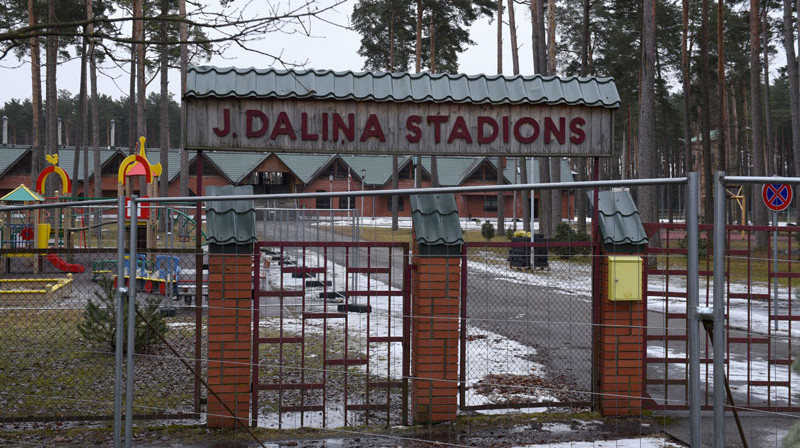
top-left (513, 438), bottom-right (684, 448)
top-left (646, 344), bottom-right (798, 405)
top-left (256, 247), bottom-right (554, 427)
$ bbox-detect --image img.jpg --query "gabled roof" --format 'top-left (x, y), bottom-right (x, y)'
top-left (203, 151), bottom-right (269, 184)
top-left (144, 150), bottom-right (198, 182)
top-left (186, 66), bottom-right (621, 108)
top-left (274, 153), bottom-right (338, 184)
top-left (340, 155), bottom-right (409, 186)
top-left (0, 147), bottom-right (30, 177)
top-left (58, 149), bottom-right (121, 181)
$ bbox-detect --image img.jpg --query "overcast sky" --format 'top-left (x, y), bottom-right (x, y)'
top-left (0, 1), bottom-right (540, 106)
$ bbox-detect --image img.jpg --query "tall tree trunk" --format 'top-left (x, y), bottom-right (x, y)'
top-left (89, 0), bottom-right (99, 199)
top-left (531, 0), bottom-right (547, 75)
top-left (682, 0), bottom-right (692, 174)
top-left (718, 0), bottom-right (728, 174)
top-left (508, 0), bottom-right (528, 232)
top-left (715, 0), bottom-right (730, 171)
top-left (531, 0), bottom-right (548, 236)
top-left (429, 11), bottom-right (439, 187)
top-left (74, 34), bottom-right (88, 199)
top-left (159, 0), bottom-right (170, 198)
top-left (701, 0), bottom-right (713, 219)
top-left (751, 0), bottom-right (768, 248)
top-left (639, 0), bottom-right (658, 228)
top-left (415, 0), bottom-right (422, 73)
top-left (496, 0), bottom-right (504, 235)
top-left (179, 0), bottom-right (189, 196)
top-left (546, 0), bottom-right (559, 236)
top-left (763, 3), bottom-right (775, 174)
top-left (784, 0), bottom-right (800, 181)
top-left (28, 0), bottom-right (44, 186)
top-left (388, 11), bottom-right (395, 71)
top-left (135, 0), bottom-right (146, 142)
top-left (576, 0), bottom-right (590, 233)
top-left (45, 0), bottom-right (58, 197)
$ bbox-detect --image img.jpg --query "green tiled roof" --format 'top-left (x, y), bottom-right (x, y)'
top-left (340, 155), bottom-right (413, 186)
top-left (275, 153), bottom-right (337, 184)
top-left (204, 151), bottom-right (268, 184)
top-left (0, 147), bottom-right (29, 177)
top-left (410, 193), bottom-right (463, 256)
top-left (595, 190), bottom-right (648, 253)
top-left (186, 66), bottom-right (620, 108)
top-left (206, 185), bottom-right (256, 247)
top-left (58, 149), bottom-right (120, 181)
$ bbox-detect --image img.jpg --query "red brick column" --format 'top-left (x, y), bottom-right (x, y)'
top-left (597, 255), bottom-right (644, 416)
top-left (207, 253), bottom-right (252, 428)
top-left (411, 252), bottom-right (461, 423)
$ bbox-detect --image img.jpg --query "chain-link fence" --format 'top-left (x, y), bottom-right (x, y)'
top-left (0, 200), bottom-right (204, 423)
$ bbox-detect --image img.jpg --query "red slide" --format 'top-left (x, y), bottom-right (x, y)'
top-left (46, 253), bottom-right (86, 274)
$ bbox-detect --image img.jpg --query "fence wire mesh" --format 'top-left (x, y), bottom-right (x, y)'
top-left (3, 181), bottom-right (799, 448)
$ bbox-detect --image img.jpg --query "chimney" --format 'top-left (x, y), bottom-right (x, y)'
top-left (2, 116), bottom-right (7, 146)
top-left (110, 119), bottom-right (116, 149)
top-left (57, 116), bottom-right (63, 147)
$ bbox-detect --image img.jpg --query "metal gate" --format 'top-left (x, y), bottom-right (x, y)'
top-left (251, 241), bottom-right (410, 428)
top-left (644, 222), bottom-right (800, 412)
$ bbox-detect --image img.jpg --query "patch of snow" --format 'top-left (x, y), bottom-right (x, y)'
top-left (513, 437), bottom-right (685, 447)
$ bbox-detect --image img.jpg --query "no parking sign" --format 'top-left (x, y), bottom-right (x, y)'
top-left (762, 183), bottom-right (793, 212)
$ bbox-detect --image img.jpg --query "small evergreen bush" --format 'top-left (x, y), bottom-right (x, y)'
top-left (481, 221), bottom-right (495, 241)
top-left (78, 277), bottom-right (169, 354)
top-left (551, 222), bottom-right (591, 259)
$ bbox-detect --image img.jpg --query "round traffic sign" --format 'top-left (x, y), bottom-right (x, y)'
top-left (762, 183), bottom-right (793, 211)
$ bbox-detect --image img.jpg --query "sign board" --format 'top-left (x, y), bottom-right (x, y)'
top-left (762, 184), bottom-right (792, 211)
top-left (125, 196), bottom-right (151, 221)
top-left (185, 98), bottom-right (614, 157)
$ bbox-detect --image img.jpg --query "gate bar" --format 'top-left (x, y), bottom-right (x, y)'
top-left (113, 195), bottom-right (126, 448)
top-left (713, 172), bottom-right (726, 448)
top-left (686, 172), bottom-right (701, 448)
top-left (132, 177), bottom-right (690, 206)
top-left (125, 198), bottom-right (138, 448)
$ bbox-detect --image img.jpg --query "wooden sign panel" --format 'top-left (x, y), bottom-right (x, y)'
top-left (185, 98), bottom-right (613, 157)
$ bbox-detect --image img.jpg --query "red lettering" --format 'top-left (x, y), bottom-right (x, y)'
top-left (427, 115), bottom-right (449, 143)
top-left (360, 114), bottom-right (386, 142)
top-left (477, 116), bottom-right (499, 144)
top-left (333, 113), bottom-right (355, 141)
top-left (269, 112), bottom-right (297, 140)
top-left (447, 116), bottom-right (473, 144)
top-left (301, 112), bottom-right (318, 141)
top-left (322, 113), bottom-right (329, 140)
top-left (213, 108), bottom-right (230, 137)
top-left (246, 109), bottom-right (268, 138)
top-left (513, 117), bottom-right (539, 144)
top-left (570, 117), bottom-right (586, 144)
top-left (406, 115), bottom-right (422, 143)
top-left (544, 117), bottom-right (566, 144)
top-left (502, 116), bottom-right (510, 143)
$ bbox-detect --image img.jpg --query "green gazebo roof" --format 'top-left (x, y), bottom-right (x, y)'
top-left (1, 184), bottom-right (44, 202)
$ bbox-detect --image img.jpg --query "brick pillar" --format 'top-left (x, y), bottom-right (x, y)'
top-left (597, 255), bottom-right (644, 416)
top-left (207, 252), bottom-right (252, 428)
top-left (411, 251), bottom-right (461, 423)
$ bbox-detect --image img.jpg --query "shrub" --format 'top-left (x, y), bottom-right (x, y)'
top-left (550, 222), bottom-right (591, 259)
top-left (676, 236), bottom-right (709, 259)
top-left (78, 277), bottom-right (169, 354)
top-left (481, 221), bottom-right (495, 241)
top-left (505, 228), bottom-right (515, 241)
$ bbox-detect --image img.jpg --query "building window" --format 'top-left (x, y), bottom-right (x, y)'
top-left (316, 190), bottom-right (330, 209)
top-left (386, 197), bottom-right (404, 211)
top-left (484, 196), bottom-right (498, 213)
top-left (339, 197), bottom-right (355, 209)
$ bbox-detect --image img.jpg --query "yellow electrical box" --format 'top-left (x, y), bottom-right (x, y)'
top-left (608, 255), bottom-right (642, 301)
